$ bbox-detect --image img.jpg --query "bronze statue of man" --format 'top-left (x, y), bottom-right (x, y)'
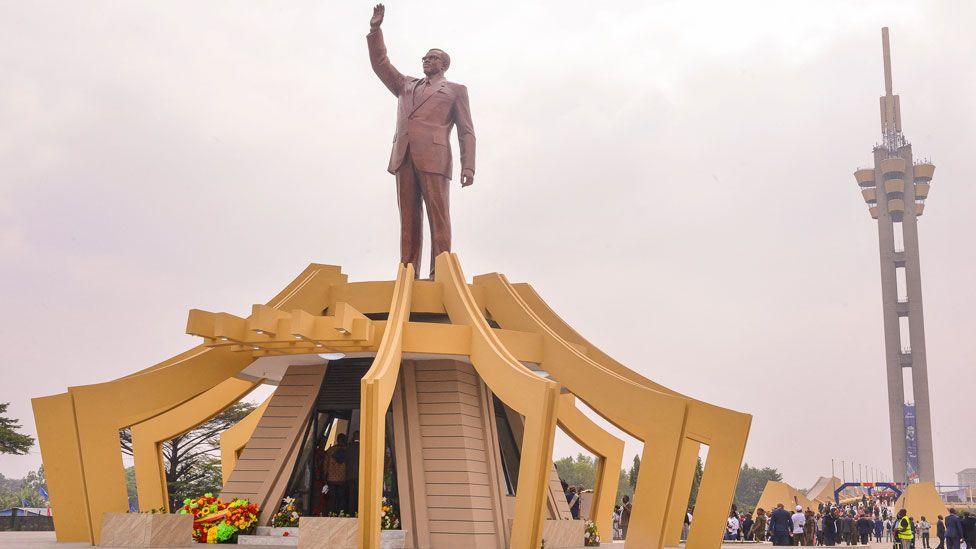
top-left (367, 3), bottom-right (476, 278)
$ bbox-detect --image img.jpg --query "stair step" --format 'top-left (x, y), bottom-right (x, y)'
top-left (236, 533), bottom-right (299, 546)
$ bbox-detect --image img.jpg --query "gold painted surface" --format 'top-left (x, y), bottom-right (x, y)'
top-left (33, 264), bottom-right (346, 543)
top-left (132, 378), bottom-right (260, 512)
top-left (509, 283), bottom-right (751, 549)
top-left (358, 264), bottom-right (414, 549)
top-left (436, 253), bottom-right (561, 549)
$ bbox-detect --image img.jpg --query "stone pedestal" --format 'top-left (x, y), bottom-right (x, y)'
top-left (541, 519), bottom-right (585, 548)
top-left (98, 513), bottom-right (193, 547)
top-left (297, 517), bottom-right (404, 549)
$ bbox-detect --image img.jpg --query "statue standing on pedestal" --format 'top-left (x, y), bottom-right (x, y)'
top-left (367, 4), bottom-right (476, 278)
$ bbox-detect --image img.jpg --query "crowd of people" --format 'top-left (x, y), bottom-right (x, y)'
top-left (721, 497), bottom-right (976, 548)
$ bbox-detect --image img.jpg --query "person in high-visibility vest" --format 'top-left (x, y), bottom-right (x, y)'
top-left (897, 509), bottom-right (915, 549)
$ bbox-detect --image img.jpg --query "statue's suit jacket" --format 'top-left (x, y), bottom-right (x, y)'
top-left (367, 29), bottom-right (476, 179)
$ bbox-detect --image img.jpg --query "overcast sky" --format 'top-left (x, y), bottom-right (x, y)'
top-left (2, 1), bottom-right (974, 490)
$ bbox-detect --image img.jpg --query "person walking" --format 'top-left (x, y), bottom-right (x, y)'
top-left (742, 513), bottom-right (754, 543)
top-left (887, 517), bottom-right (896, 542)
top-left (857, 513), bottom-right (874, 545)
top-left (961, 512), bottom-right (976, 549)
top-left (875, 515), bottom-right (884, 543)
top-left (935, 515), bottom-right (945, 549)
top-left (726, 510), bottom-right (741, 541)
top-left (753, 508), bottom-right (769, 542)
top-left (566, 486), bottom-right (581, 520)
top-left (823, 509), bottom-right (838, 546)
top-left (804, 509), bottom-right (817, 546)
top-left (918, 517), bottom-right (931, 549)
top-left (838, 513), bottom-right (851, 546)
top-left (619, 495), bottom-right (632, 540)
top-left (896, 509), bottom-right (915, 549)
top-left (792, 506), bottom-right (807, 546)
top-left (770, 503), bottom-right (795, 546)
top-left (944, 509), bottom-right (963, 549)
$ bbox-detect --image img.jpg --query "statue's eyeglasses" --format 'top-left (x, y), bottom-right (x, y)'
top-left (421, 55), bottom-right (442, 62)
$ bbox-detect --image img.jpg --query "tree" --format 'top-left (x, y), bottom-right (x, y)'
top-left (119, 401), bottom-right (255, 508)
top-left (734, 463), bottom-right (783, 511)
top-left (687, 457), bottom-right (704, 509)
top-left (554, 453), bottom-right (597, 490)
top-left (0, 402), bottom-right (34, 455)
top-left (628, 455), bottom-right (641, 489)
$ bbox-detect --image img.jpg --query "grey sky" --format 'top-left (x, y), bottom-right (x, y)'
top-left (2, 1), bottom-right (974, 490)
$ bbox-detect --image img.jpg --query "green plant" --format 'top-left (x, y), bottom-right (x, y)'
top-left (584, 520), bottom-right (600, 546)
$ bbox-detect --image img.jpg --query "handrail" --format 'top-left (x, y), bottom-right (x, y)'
top-left (358, 263), bottom-right (414, 549)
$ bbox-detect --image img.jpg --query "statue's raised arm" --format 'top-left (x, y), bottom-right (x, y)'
top-left (366, 4), bottom-right (407, 97)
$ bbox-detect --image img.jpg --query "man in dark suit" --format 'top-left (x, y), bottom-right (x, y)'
top-left (367, 4), bottom-right (476, 278)
top-left (944, 508), bottom-right (963, 549)
top-left (769, 503), bottom-right (794, 546)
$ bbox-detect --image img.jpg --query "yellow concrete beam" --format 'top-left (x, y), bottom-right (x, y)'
top-left (33, 263), bottom-right (347, 544)
top-left (556, 394), bottom-right (624, 542)
top-left (358, 264), bottom-right (414, 549)
top-left (474, 272), bottom-right (688, 549)
top-left (436, 253), bottom-right (560, 549)
top-left (131, 377), bottom-right (261, 512)
top-left (511, 283), bottom-right (751, 549)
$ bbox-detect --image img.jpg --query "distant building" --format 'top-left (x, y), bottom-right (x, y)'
top-left (958, 468), bottom-right (976, 488)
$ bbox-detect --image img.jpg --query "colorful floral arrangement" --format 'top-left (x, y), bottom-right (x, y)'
top-left (177, 493), bottom-right (259, 544)
top-left (380, 497), bottom-right (400, 530)
top-left (271, 497), bottom-right (300, 527)
top-left (583, 519), bottom-right (600, 546)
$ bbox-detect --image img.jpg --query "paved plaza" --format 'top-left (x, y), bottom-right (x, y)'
top-left (0, 531), bottom-right (910, 549)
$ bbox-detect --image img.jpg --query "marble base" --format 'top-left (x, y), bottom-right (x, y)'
top-left (98, 513), bottom-right (193, 547)
top-left (542, 519), bottom-right (586, 548)
top-left (296, 518), bottom-right (404, 549)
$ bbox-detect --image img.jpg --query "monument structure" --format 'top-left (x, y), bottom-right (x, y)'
top-left (368, 3), bottom-right (476, 278)
top-left (30, 6), bottom-right (751, 549)
top-left (853, 27), bottom-right (937, 484)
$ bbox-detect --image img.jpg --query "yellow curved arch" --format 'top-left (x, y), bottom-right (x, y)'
top-left (358, 263), bottom-right (414, 549)
top-left (220, 394), bottom-right (272, 485)
top-left (32, 263), bottom-right (347, 543)
top-left (473, 272), bottom-right (688, 549)
top-left (511, 282), bottom-right (752, 549)
top-left (556, 394), bottom-right (624, 541)
top-left (131, 377), bottom-right (261, 512)
top-left (435, 253), bottom-right (561, 549)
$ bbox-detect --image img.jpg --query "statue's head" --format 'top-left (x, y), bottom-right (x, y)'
top-left (422, 48), bottom-right (450, 77)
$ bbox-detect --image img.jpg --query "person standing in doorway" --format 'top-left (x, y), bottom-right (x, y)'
top-left (323, 433), bottom-right (349, 514)
top-left (566, 486), bottom-right (581, 520)
top-left (726, 510), bottom-right (741, 541)
top-left (346, 431), bottom-right (360, 515)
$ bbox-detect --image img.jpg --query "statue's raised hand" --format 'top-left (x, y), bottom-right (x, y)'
top-left (370, 4), bottom-right (385, 29)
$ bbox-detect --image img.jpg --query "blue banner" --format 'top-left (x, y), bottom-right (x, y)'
top-left (904, 404), bottom-right (919, 483)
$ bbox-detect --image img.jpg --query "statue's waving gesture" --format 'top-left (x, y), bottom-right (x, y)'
top-left (370, 4), bottom-right (384, 29)
top-left (366, 2), bottom-right (477, 277)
